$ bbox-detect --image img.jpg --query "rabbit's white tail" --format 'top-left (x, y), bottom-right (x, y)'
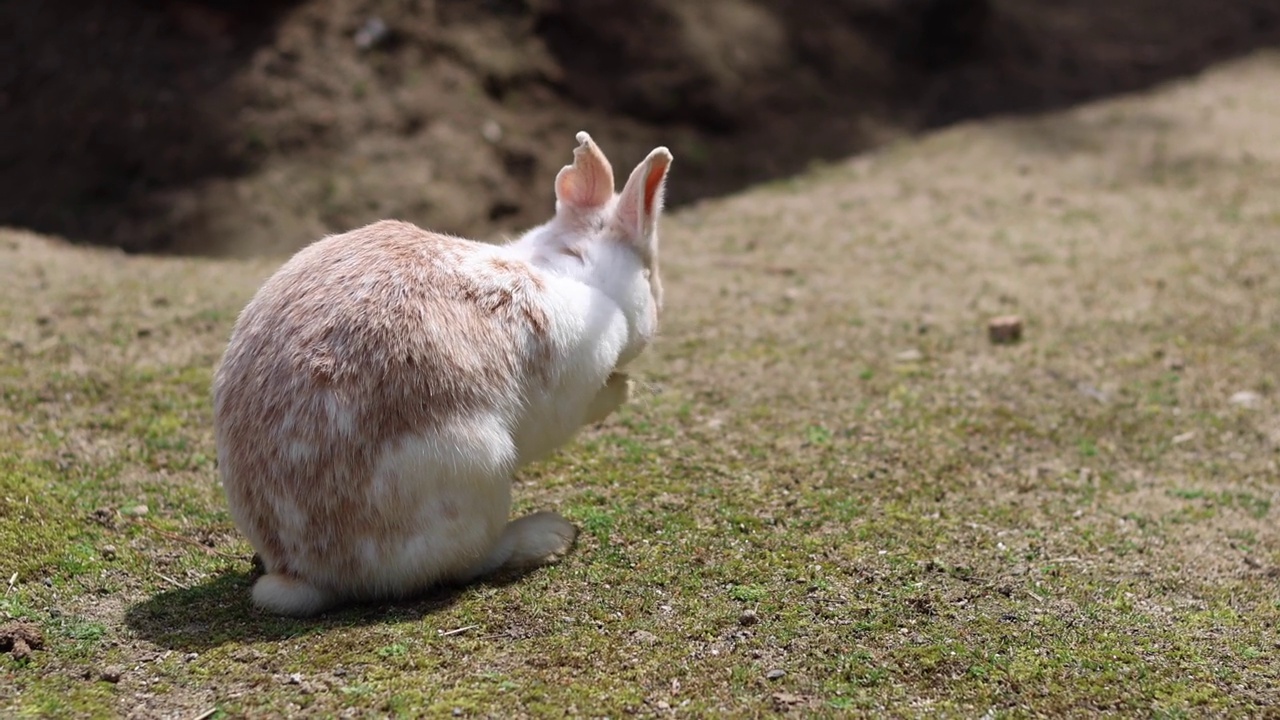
top-left (252, 573), bottom-right (333, 617)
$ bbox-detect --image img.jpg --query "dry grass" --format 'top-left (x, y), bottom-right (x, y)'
top-left (2, 51), bottom-right (1279, 718)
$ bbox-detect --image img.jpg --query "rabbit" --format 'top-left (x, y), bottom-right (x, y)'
top-left (213, 132), bottom-right (672, 616)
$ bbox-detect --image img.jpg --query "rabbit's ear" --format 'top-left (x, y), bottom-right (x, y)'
top-left (615, 146), bottom-right (673, 247)
top-left (555, 132), bottom-right (615, 213)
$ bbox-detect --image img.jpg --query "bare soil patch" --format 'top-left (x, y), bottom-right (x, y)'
top-left (0, 622), bottom-right (44, 661)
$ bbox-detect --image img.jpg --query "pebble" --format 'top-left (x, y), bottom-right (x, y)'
top-left (1229, 390), bottom-right (1261, 409)
top-left (100, 667), bottom-right (123, 683)
top-left (894, 348), bottom-right (924, 363)
top-left (353, 17), bottom-right (390, 50)
top-left (766, 668), bottom-right (786, 680)
top-left (100, 545), bottom-right (117, 560)
top-left (631, 630), bottom-right (658, 645)
top-left (481, 120), bottom-right (503, 144)
top-left (987, 315), bottom-right (1023, 344)
top-left (738, 609), bottom-right (759, 626)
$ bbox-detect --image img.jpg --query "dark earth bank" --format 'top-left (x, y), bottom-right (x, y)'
top-left (2, 0), bottom-right (1277, 255)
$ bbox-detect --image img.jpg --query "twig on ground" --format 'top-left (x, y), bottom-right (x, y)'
top-left (438, 625), bottom-right (479, 637)
top-left (156, 573), bottom-right (190, 591)
top-left (133, 519), bottom-right (242, 560)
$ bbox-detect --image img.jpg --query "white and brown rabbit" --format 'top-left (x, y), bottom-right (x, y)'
top-left (213, 132), bottom-right (672, 616)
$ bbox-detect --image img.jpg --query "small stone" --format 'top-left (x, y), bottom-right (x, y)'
top-left (738, 609), bottom-right (759, 626)
top-left (100, 545), bottom-right (117, 560)
top-left (288, 673), bottom-right (303, 685)
top-left (631, 630), bottom-right (658, 645)
top-left (184, 652), bottom-right (199, 662)
top-left (100, 667), bottom-right (123, 683)
top-left (987, 315), bottom-right (1023, 344)
top-left (481, 119), bottom-right (503, 144)
top-left (655, 701), bottom-right (671, 710)
top-left (895, 348), bottom-right (924, 363)
top-left (353, 16), bottom-right (390, 50)
top-left (1229, 391), bottom-right (1262, 409)
top-left (766, 668), bottom-right (786, 680)
top-left (452, 708), bottom-right (463, 717)
top-left (124, 504), bottom-right (149, 517)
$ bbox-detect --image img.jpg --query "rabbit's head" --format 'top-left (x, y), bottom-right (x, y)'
top-left (516, 132), bottom-right (673, 368)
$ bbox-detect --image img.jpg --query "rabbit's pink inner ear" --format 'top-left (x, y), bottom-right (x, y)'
top-left (616, 147), bottom-right (673, 241)
top-left (555, 132), bottom-right (615, 211)
top-left (642, 153), bottom-right (671, 217)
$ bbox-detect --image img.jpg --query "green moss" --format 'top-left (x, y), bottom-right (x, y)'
top-left (0, 455), bottom-right (100, 581)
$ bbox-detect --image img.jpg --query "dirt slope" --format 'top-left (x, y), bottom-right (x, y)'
top-left (2, 49), bottom-right (1279, 717)
top-left (2, 0), bottom-right (1278, 256)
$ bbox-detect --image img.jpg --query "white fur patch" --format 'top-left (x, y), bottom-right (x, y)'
top-left (287, 440), bottom-right (315, 463)
top-left (334, 415), bottom-right (517, 591)
top-left (322, 390), bottom-right (356, 437)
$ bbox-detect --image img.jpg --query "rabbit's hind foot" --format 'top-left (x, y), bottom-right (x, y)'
top-left (252, 572), bottom-right (334, 617)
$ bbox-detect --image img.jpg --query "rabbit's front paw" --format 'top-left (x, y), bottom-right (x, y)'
top-left (585, 372), bottom-right (632, 424)
top-left (497, 511), bottom-right (579, 571)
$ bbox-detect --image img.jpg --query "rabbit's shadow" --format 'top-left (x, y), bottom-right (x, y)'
top-left (124, 563), bottom-right (535, 652)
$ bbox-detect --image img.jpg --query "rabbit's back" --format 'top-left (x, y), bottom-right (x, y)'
top-left (213, 220), bottom-right (557, 586)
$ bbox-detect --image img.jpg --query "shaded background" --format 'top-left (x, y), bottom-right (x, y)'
top-left (2, 0), bottom-right (1277, 256)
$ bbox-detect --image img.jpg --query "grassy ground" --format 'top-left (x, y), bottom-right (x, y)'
top-left (3, 51), bottom-right (1279, 718)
